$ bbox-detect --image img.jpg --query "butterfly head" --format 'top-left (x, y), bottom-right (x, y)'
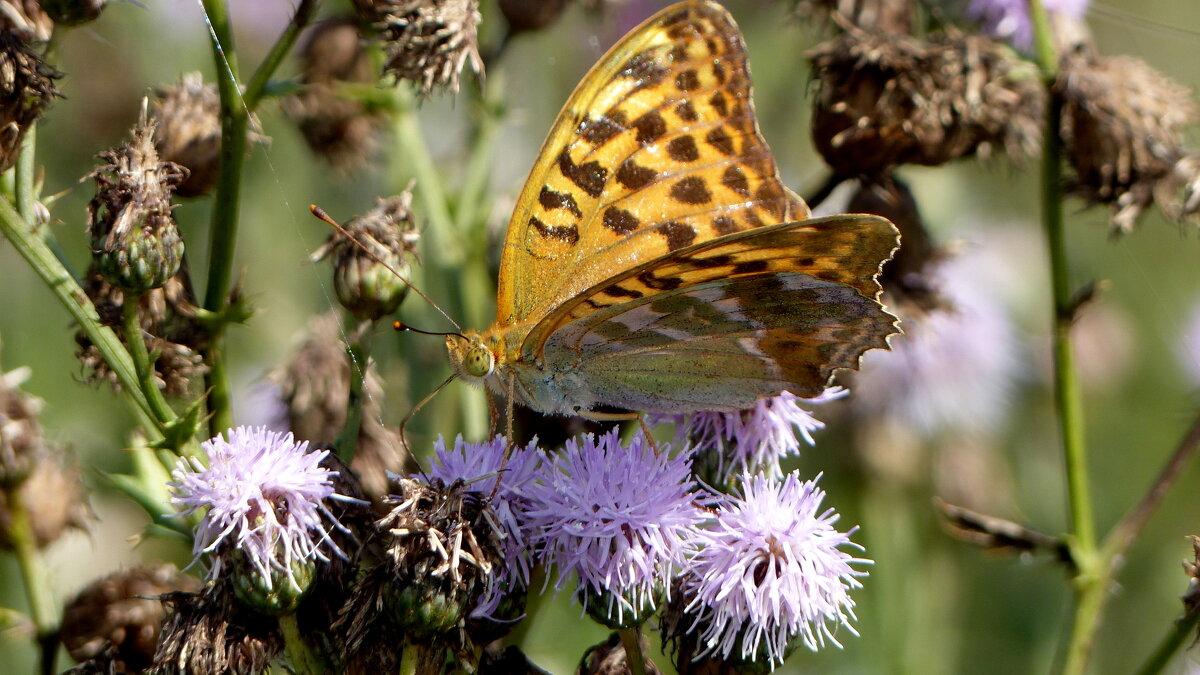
top-left (445, 331), bottom-right (496, 384)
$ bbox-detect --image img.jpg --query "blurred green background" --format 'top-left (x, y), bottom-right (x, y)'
top-left (2, 0), bottom-right (1200, 672)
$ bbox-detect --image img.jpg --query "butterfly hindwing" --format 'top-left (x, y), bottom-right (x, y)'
top-left (497, 1), bottom-right (808, 327)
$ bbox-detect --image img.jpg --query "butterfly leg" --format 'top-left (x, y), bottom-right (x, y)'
top-left (572, 407), bottom-right (662, 453)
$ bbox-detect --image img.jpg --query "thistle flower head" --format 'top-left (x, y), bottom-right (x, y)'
top-left (651, 390), bottom-right (844, 481)
top-left (681, 473), bottom-right (869, 668)
top-left (168, 426), bottom-right (351, 592)
top-left (526, 429), bottom-right (706, 627)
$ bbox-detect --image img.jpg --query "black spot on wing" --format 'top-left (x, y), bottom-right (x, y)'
top-left (603, 207), bottom-right (640, 235)
top-left (670, 176), bottom-right (712, 205)
top-left (631, 111), bottom-right (666, 145)
top-left (667, 135), bottom-right (700, 162)
top-left (538, 186), bottom-right (582, 218)
top-left (616, 160), bottom-right (657, 190)
top-left (659, 221), bottom-right (697, 251)
top-left (530, 216), bottom-right (579, 244)
top-left (557, 148), bottom-right (607, 199)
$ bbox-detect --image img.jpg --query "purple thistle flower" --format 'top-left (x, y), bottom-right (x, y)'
top-left (169, 426), bottom-right (351, 590)
top-left (967, 0), bottom-right (1089, 50)
top-left (525, 429), bottom-right (706, 625)
top-left (424, 434), bottom-right (541, 592)
top-left (649, 389), bottom-right (844, 479)
top-left (683, 472), bottom-right (869, 667)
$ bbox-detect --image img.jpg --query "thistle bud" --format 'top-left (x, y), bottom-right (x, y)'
top-left (231, 549), bottom-right (316, 616)
top-left (0, 31), bottom-right (60, 171)
top-left (313, 192), bottom-right (420, 322)
top-left (584, 586), bottom-right (662, 630)
top-left (356, 0), bottom-right (484, 97)
top-left (60, 563), bottom-right (200, 672)
top-left (88, 113), bottom-right (187, 293)
top-left (39, 0), bottom-right (106, 26)
top-left (151, 73), bottom-right (266, 198)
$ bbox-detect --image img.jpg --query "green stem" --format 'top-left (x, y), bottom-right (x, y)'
top-left (1135, 604), bottom-right (1200, 675)
top-left (337, 325), bottom-right (369, 464)
top-left (279, 613), bottom-right (326, 675)
top-left (400, 642), bottom-right (419, 675)
top-left (201, 0), bottom-right (247, 435)
top-left (617, 627), bottom-right (649, 675)
top-left (1028, 1), bottom-right (1100, 672)
top-left (0, 198), bottom-right (159, 433)
top-left (121, 296), bottom-right (175, 426)
top-left (243, 0), bottom-right (317, 110)
top-left (15, 125), bottom-right (35, 223)
top-left (5, 485), bottom-right (59, 675)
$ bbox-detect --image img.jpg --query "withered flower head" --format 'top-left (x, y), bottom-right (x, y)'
top-left (791, 0), bottom-right (916, 35)
top-left (1057, 46), bottom-right (1200, 233)
top-left (0, 1), bottom-right (52, 41)
top-left (151, 72), bottom-right (266, 198)
top-left (341, 477), bottom-right (504, 664)
top-left (75, 266), bottom-right (210, 397)
top-left (60, 563), bottom-right (200, 673)
top-left (39, 0), bottom-right (107, 26)
top-left (283, 17), bottom-right (382, 169)
top-left (498, 0), bottom-right (567, 35)
top-left (88, 112), bottom-right (187, 293)
top-left (808, 29), bottom-right (1043, 176)
top-left (313, 192), bottom-right (420, 322)
top-left (270, 311), bottom-right (412, 499)
top-left (355, 0), bottom-right (484, 97)
top-left (0, 364), bottom-right (44, 484)
top-left (152, 579), bottom-right (282, 674)
top-left (0, 30), bottom-right (60, 171)
top-left (0, 451), bottom-right (90, 550)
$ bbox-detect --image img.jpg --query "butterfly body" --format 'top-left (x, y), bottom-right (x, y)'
top-left (446, 1), bottom-right (899, 418)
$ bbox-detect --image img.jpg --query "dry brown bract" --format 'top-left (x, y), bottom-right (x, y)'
top-left (354, 0), bottom-right (483, 96)
top-left (0, 30), bottom-right (59, 172)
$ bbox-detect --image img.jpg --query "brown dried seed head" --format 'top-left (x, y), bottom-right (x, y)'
top-left (792, 0), bottom-right (915, 35)
top-left (60, 563), bottom-right (201, 672)
top-left (0, 366), bottom-right (45, 485)
top-left (357, 0), bottom-right (484, 97)
top-left (0, 453), bottom-right (90, 550)
top-left (0, 31), bottom-right (60, 171)
top-left (808, 29), bottom-right (1044, 176)
top-left (39, 0), bottom-right (107, 26)
top-left (152, 579), bottom-right (283, 674)
top-left (0, 1), bottom-right (53, 41)
top-left (1057, 47), bottom-right (1199, 233)
top-left (151, 72), bottom-right (267, 198)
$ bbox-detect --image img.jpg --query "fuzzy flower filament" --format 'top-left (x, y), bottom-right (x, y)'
top-left (683, 472), bottom-right (869, 667)
top-left (526, 429), bottom-right (706, 626)
top-left (169, 426), bottom-right (352, 591)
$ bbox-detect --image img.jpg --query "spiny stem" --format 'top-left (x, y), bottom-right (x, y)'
top-left (121, 296), bottom-right (175, 427)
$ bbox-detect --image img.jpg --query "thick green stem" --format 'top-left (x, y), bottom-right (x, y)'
top-left (400, 642), bottom-right (419, 675)
top-left (279, 613), bottom-right (326, 674)
top-left (617, 627), bottom-right (649, 675)
top-left (15, 125), bottom-right (36, 223)
top-left (122, 296), bottom-right (175, 426)
top-left (0, 198), bottom-right (159, 433)
top-left (6, 486), bottom-right (59, 675)
top-left (1027, 1), bottom-right (1100, 672)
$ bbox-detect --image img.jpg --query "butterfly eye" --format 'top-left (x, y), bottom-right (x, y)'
top-left (465, 346), bottom-right (494, 378)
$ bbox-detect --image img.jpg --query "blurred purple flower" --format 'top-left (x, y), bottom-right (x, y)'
top-left (169, 426), bottom-right (351, 590)
top-left (967, 0), bottom-right (1089, 50)
top-left (424, 434), bottom-right (542, 591)
top-left (650, 389), bottom-right (845, 479)
top-left (525, 429), bottom-right (705, 624)
top-left (682, 472), bottom-right (868, 666)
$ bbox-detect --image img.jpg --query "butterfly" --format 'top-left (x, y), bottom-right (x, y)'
top-left (444, 0), bottom-right (899, 419)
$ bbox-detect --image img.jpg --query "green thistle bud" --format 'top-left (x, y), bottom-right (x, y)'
top-left (88, 112), bottom-right (187, 293)
top-left (313, 192), bottom-right (419, 322)
top-left (231, 549), bottom-right (316, 616)
top-left (383, 576), bottom-right (469, 637)
top-left (584, 585), bottom-right (662, 630)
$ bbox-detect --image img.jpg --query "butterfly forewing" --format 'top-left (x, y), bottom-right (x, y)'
top-left (497, 1), bottom-right (808, 328)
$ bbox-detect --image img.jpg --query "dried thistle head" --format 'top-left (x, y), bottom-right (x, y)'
top-left (355, 0), bottom-right (484, 97)
top-left (498, 0), bottom-right (568, 35)
top-left (39, 0), bottom-right (106, 26)
top-left (0, 451), bottom-right (90, 550)
top-left (270, 312), bottom-right (413, 499)
top-left (151, 72), bottom-right (267, 198)
top-left (151, 579), bottom-right (283, 674)
top-left (808, 29), bottom-right (1044, 176)
top-left (75, 266), bottom-right (210, 398)
top-left (0, 1), bottom-right (53, 41)
top-left (0, 30), bottom-right (59, 171)
top-left (60, 563), bottom-right (201, 672)
top-left (88, 113), bottom-right (187, 293)
top-left (313, 192), bottom-right (420, 322)
top-left (1057, 46), bottom-right (1200, 233)
top-left (283, 17), bottom-right (382, 169)
top-left (0, 365), bottom-right (45, 484)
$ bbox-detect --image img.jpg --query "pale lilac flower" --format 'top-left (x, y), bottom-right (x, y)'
top-left (169, 426), bottom-right (351, 590)
top-left (526, 429), bottom-right (706, 624)
top-left (967, 0), bottom-right (1089, 50)
top-left (424, 434), bottom-right (542, 592)
top-left (683, 473), bottom-right (868, 667)
top-left (649, 389), bottom-right (844, 479)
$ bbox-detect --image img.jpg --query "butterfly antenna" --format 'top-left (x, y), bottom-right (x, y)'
top-left (309, 204), bottom-right (461, 331)
top-left (398, 372), bottom-right (459, 452)
top-left (392, 320), bottom-right (467, 341)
